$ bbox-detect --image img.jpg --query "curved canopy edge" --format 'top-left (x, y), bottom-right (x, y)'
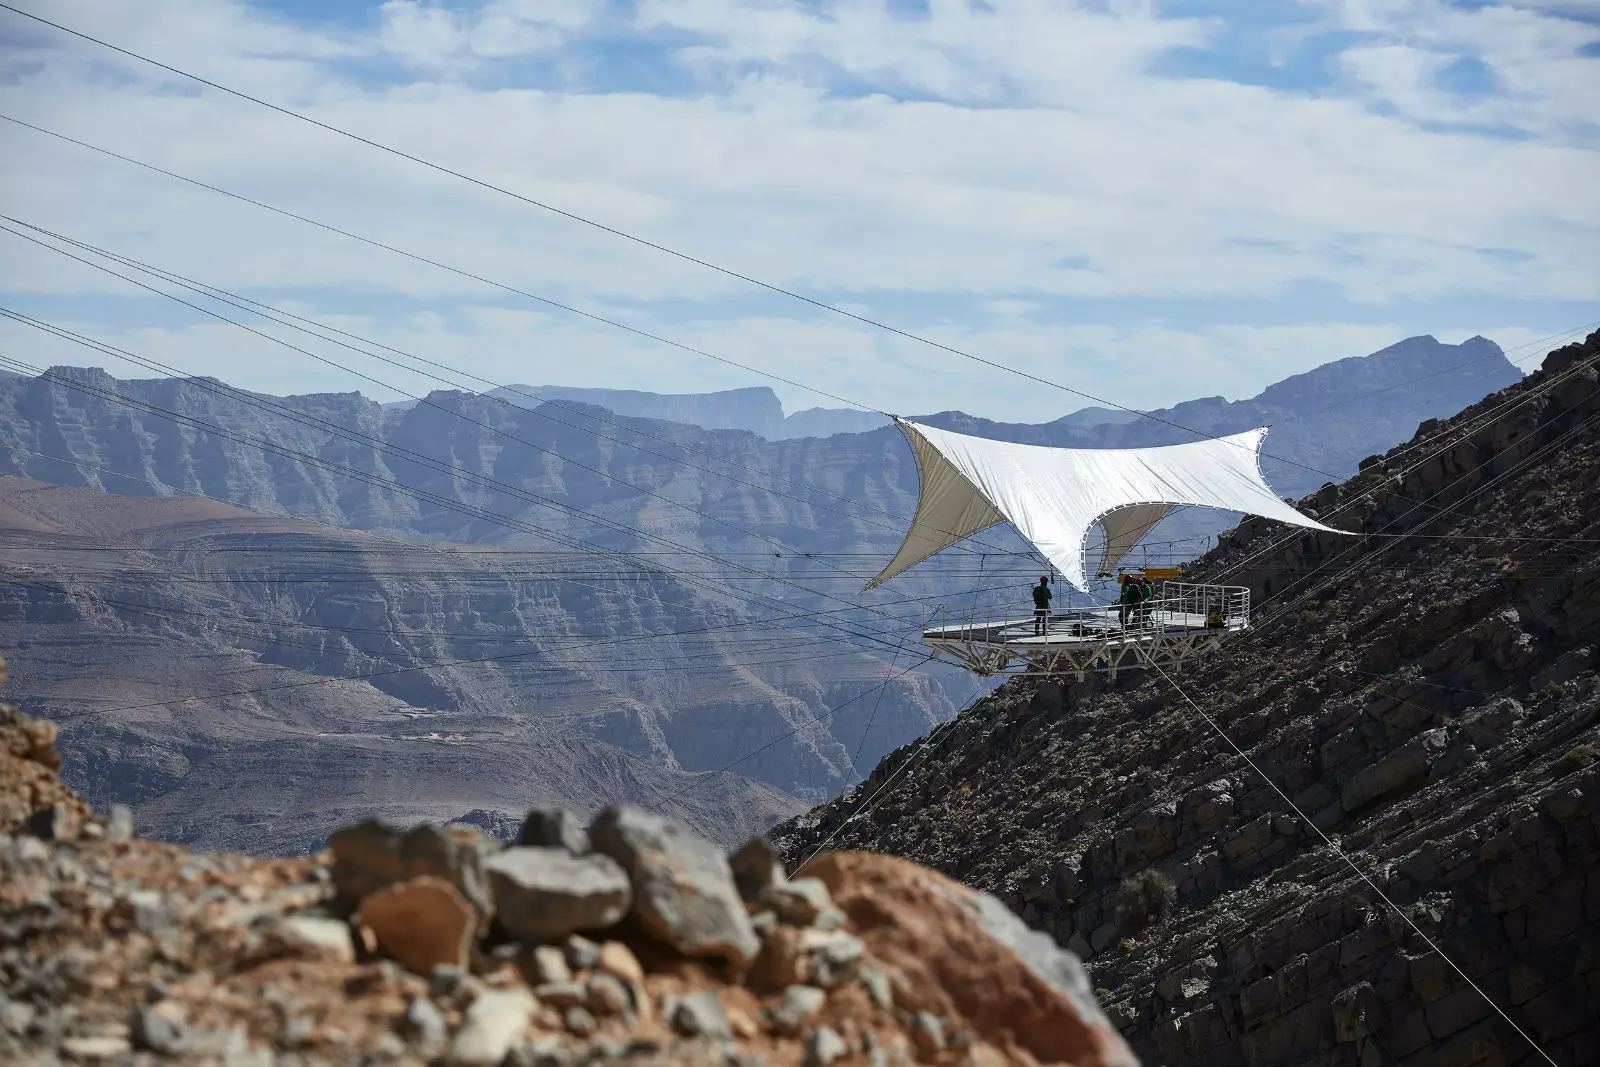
top-left (867, 419), bottom-right (1350, 592)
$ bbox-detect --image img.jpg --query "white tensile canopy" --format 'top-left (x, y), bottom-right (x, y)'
top-left (867, 419), bottom-right (1348, 593)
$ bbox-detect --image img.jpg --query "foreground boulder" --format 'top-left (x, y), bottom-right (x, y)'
top-left (804, 851), bottom-right (1137, 1066)
top-left (590, 804), bottom-right (763, 967)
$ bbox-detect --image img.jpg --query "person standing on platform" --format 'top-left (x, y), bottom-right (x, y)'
top-left (1032, 575), bottom-right (1053, 636)
top-left (1118, 573), bottom-right (1140, 628)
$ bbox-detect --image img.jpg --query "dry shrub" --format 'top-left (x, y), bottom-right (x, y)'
top-left (1115, 869), bottom-right (1176, 934)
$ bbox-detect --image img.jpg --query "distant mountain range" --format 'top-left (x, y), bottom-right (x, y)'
top-left (0, 475), bottom-right (807, 853)
top-left (386, 384), bottom-right (890, 440)
top-left (0, 334), bottom-right (1521, 849)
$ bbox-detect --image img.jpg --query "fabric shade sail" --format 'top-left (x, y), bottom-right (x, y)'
top-left (867, 419), bottom-right (1349, 593)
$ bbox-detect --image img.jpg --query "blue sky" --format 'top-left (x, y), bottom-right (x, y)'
top-left (1, 0), bottom-right (1596, 422)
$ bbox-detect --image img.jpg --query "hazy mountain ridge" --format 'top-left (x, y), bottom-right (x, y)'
top-left (0, 475), bottom-right (811, 853)
top-left (0, 334), bottom-right (1522, 832)
top-left (388, 382), bottom-right (893, 440)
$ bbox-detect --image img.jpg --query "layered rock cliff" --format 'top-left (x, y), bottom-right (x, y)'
top-left (773, 331), bottom-right (1600, 1065)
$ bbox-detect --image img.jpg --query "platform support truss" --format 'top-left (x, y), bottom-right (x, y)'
top-left (920, 583), bottom-right (1249, 680)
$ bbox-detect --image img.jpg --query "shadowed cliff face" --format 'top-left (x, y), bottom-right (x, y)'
top-left (772, 332), bottom-right (1600, 1066)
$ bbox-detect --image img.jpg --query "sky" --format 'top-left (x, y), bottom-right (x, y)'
top-left (0, 0), bottom-right (1596, 424)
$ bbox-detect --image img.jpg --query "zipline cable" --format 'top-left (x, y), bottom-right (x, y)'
top-left (0, 213), bottom-right (1026, 561)
top-left (1148, 660), bottom-right (1557, 1067)
top-left (0, 352), bottom-right (935, 662)
top-left (2, 106), bottom-right (1580, 499)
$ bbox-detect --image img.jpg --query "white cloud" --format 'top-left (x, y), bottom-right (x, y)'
top-left (0, 0), bottom-right (1595, 424)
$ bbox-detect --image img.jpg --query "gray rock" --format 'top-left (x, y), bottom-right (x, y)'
top-left (586, 973), bottom-right (631, 1017)
top-left (506, 1036), bottom-right (568, 1067)
top-left (132, 1007), bottom-right (183, 1054)
top-left (517, 808), bottom-right (589, 854)
top-left (589, 805), bottom-right (760, 966)
top-left (769, 985), bottom-right (825, 1035)
top-left (402, 823), bottom-right (496, 921)
top-left (486, 847), bottom-right (631, 940)
top-left (563, 1006), bottom-right (596, 1036)
top-left (563, 935), bottom-right (600, 971)
top-left (911, 1011), bottom-right (945, 1054)
top-left (1342, 729), bottom-right (1449, 812)
top-left (531, 981), bottom-right (588, 1009)
top-left (858, 968), bottom-right (893, 1009)
top-left (105, 805), bottom-right (134, 844)
top-left (669, 991), bottom-right (732, 1039)
top-left (728, 837), bottom-right (786, 902)
top-left (803, 1026), bottom-right (848, 1067)
top-left (803, 930), bottom-right (863, 988)
top-left (429, 964), bottom-right (468, 1000)
top-left (400, 996), bottom-right (445, 1048)
top-left (328, 820), bottom-right (495, 920)
top-left (527, 945), bottom-right (570, 985)
top-left (444, 988), bottom-right (534, 1067)
top-left (2, 998), bottom-right (36, 1037)
top-left (329, 820), bottom-right (407, 905)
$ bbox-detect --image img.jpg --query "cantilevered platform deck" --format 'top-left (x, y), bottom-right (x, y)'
top-left (922, 583), bottom-right (1250, 678)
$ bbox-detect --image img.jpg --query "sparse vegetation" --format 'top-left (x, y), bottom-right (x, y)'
top-left (1114, 869), bottom-right (1177, 934)
top-left (1558, 743), bottom-right (1599, 774)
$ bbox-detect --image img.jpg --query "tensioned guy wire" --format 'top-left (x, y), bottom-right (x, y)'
top-left (1149, 661), bottom-right (1558, 1067)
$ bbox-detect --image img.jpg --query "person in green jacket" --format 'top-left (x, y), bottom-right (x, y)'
top-left (1140, 575), bottom-right (1157, 627)
top-left (1117, 573), bottom-right (1141, 628)
top-left (1031, 575), bottom-right (1053, 636)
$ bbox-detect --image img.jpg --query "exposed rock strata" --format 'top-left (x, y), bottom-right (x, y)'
top-left (774, 332), bottom-right (1600, 1066)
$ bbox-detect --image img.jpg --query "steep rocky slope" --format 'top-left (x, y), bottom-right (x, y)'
top-left (0, 479), bottom-right (825, 852)
top-left (773, 332), bottom-right (1600, 1066)
top-left (1, 677), bottom-right (1134, 1067)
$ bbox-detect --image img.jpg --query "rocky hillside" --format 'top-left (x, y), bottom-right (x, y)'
top-left (1, 670), bottom-right (1134, 1067)
top-left (772, 331), bottom-right (1600, 1066)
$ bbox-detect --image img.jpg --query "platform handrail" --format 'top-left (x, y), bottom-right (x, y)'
top-left (920, 582), bottom-right (1250, 640)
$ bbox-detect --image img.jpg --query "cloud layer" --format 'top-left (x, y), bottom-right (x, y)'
top-left (0, 0), bottom-right (1595, 420)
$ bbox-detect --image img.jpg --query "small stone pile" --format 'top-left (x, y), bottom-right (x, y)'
top-left (0, 655), bottom-right (1136, 1067)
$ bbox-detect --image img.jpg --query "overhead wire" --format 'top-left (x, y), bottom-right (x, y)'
top-left (1202, 343), bottom-right (1600, 595)
top-left (0, 1), bottom-right (1574, 499)
top-left (1148, 660), bottom-right (1557, 1066)
top-left (0, 220), bottom-right (1044, 618)
top-left (0, 223), bottom-right (913, 596)
top-left (1244, 351), bottom-right (1600, 618)
top-left (0, 105), bottom-right (1539, 503)
top-left (1255, 404), bottom-right (1600, 630)
top-left (4, 113), bottom-right (1592, 608)
top-left (797, 676), bottom-right (988, 871)
top-left (0, 210), bottom-right (1029, 564)
top-left (0, 345), bottom-right (934, 661)
top-left (6, 3), bottom-right (1596, 853)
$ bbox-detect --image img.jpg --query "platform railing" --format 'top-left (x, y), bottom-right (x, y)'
top-left (921, 582), bottom-right (1250, 642)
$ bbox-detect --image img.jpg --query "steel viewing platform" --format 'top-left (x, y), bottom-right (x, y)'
top-left (921, 582), bottom-right (1250, 679)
